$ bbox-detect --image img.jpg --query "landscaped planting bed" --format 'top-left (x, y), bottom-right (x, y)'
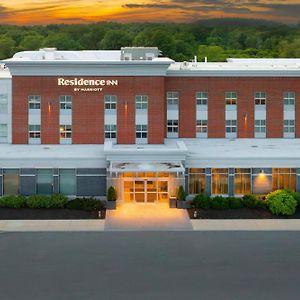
top-left (187, 190), bottom-right (300, 219)
top-left (0, 195), bottom-right (106, 219)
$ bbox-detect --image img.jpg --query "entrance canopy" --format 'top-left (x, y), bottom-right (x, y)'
top-left (109, 162), bottom-right (185, 173)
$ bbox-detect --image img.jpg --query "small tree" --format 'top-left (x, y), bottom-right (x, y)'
top-left (176, 185), bottom-right (186, 201)
top-left (107, 186), bottom-right (117, 201)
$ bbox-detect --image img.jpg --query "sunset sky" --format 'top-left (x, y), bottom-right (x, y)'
top-left (0, 0), bottom-right (299, 25)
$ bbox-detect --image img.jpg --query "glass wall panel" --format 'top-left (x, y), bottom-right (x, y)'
top-left (212, 169), bottom-right (228, 195)
top-left (272, 168), bottom-right (296, 191)
top-left (37, 169), bottom-right (53, 195)
top-left (235, 168), bottom-right (251, 195)
top-left (3, 169), bottom-right (19, 195)
top-left (59, 169), bottom-right (76, 195)
top-left (189, 168), bottom-right (206, 194)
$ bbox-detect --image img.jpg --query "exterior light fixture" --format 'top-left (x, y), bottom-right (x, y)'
top-left (260, 169), bottom-right (264, 174)
top-left (48, 102), bottom-right (51, 113)
top-left (124, 101), bottom-right (128, 112)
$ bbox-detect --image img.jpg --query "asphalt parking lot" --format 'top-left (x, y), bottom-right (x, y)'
top-left (0, 231), bottom-right (300, 300)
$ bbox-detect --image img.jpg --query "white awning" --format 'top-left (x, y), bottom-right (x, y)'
top-left (110, 162), bottom-right (185, 173)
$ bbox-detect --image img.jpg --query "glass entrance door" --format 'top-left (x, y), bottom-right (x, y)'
top-left (123, 178), bottom-right (169, 203)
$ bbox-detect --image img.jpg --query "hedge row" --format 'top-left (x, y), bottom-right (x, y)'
top-left (0, 194), bottom-right (105, 211)
top-left (191, 190), bottom-right (300, 216)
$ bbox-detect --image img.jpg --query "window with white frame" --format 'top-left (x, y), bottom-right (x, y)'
top-left (196, 92), bottom-right (208, 105)
top-left (104, 95), bottom-right (117, 110)
top-left (105, 124), bottom-right (117, 139)
top-left (196, 120), bottom-right (208, 133)
top-left (0, 94), bottom-right (8, 113)
top-left (136, 124), bottom-right (147, 139)
top-left (254, 92), bottom-right (266, 105)
top-left (135, 95), bottom-right (148, 110)
top-left (28, 95), bottom-right (41, 109)
top-left (60, 95), bottom-right (72, 110)
top-left (0, 124), bottom-right (7, 138)
top-left (167, 120), bottom-right (178, 133)
top-left (283, 92), bottom-right (295, 106)
top-left (284, 120), bottom-right (295, 133)
top-left (28, 125), bottom-right (41, 138)
top-left (255, 120), bottom-right (266, 133)
top-left (225, 92), bottom-right (237, 105)
top-left (60, 125), bottom-right (72, 138)
top-left (226, 120), bottom-right (237, 133)
top-left (167, 92), bottom-right (179, 106)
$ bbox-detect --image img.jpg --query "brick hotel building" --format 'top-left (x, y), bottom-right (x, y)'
top-left (0, 47), bottom-right (300, 203)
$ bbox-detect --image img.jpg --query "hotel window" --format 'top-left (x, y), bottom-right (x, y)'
top-left (196, 92), bottom-right (208, 105)
top-left (254, 120), bottom-right (266, 133)
top-left (60, 95), bottom-right (72, 110)
top-left (136, 124), bottom-right (147, 139)
top-left (135, 95), bottom-right (148, 110)
top-left (284, 120), bottom-right (295, 133)
top-left (167, 120), bottom-right (178, 133)
top-left (284, 92), bottom-right (295, 106)
top-left (28, 95), bottom-right (41, 109)
top-left (3, 169), bottom-right (19, 195)
top-left (255, 92), bottom-right (266, 105)
top-left (212, 168), bottom-right (228, 195)
top-left (0, 94), bottom-right (8, 113)
top-left (226, 120), bottom-right (237, 133)
top-left (189, 168), bottom-right (206, 194)
top-left (167, 92), bottom-right (179, 106)
top-left (0, 124), bottom-right (7, 139)
top-left (60, 125), bottom-right (72, 138)
top-left (105, 124), bottom-right (117, 139)
top-left (225, 92), bottom-right (237, 105)
top-left (37, 169), bottom-right (53, 195)
top-left (28, 125), bottom-right (41, 139)
top-left (104, 95), bottom-right (117, 110)
top-left (196, 120), bottom-right (208, 133)
top-left (59, 169), bottom-right (76, 195)
top-left (235, 168), bottom-right (251, 195)
top-left (272, 168), bottom-right (296, 191)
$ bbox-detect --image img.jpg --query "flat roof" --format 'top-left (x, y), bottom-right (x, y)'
top-left (0, 139), bottom-right (299, 169)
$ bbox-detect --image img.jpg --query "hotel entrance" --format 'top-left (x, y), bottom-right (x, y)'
top-left (107, 161), bottom-right (185, 205)
top-left (123, 173), bottom-right (169, 203)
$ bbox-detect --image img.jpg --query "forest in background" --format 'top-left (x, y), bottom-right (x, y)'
top-left (0, 19), bottom-right (299, 61)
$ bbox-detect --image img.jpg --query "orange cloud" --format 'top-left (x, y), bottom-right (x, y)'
top-left (0, 0), bottom-right (298, 24)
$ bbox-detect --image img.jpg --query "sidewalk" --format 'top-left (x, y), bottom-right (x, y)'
top-left (191, 219), bottom-right (300, 231)
top-left (1, 219), bottom-right (300, 231)
top-left (0, 220), bottom-right (105, 231)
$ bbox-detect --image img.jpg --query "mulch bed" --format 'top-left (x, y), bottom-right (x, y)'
top-left (0, 208), bottom-right (106, 220)
top-left (187, 207), bottom-right (300, 219)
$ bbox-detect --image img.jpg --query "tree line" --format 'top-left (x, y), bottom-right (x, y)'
top-left (0, 20), bottom-right (299, 61)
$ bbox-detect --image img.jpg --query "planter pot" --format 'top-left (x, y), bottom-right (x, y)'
top-left (177, 200), bottom-right (183, 209)
top-left (106, 201), bottom-right (116, 210)
top-left (169, 197), bottom-right (177, 208)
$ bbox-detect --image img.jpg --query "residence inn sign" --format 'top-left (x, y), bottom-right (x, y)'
top-left (58, 77), bottom-right (119, 92)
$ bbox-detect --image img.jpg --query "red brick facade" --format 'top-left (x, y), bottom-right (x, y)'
top-left (12, 75), bottom-right (300, 144)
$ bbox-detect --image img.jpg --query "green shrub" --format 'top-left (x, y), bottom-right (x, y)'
top-left (254, 199), bottom-right (268, 209)
top-left (26, 194), bottom-right (67, 209)
top-left (228, 197), bottom-right (243, 209)
top-left (0, 195), bottom-right (26, 208)
top-left (107, 186), bottom-right (117, 201)
top-left (27, 195), bottom-right (52, 208)
top-left (284, 189), bottom-right (300, 206)
top-left (192, 193), bottom-right (211, 209)
top-left (210, 196), bottom-right (229, 210)
top-left (50, 194), bottom-right (68, 208)
top-left (266, 190), bottom-right (297, 216)
top-left (176, 185), bottom-right (186, 201)
top-left (66, 198), bottom-right (105, 211)
top-left (242, 194), bottom-right (257, 208)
